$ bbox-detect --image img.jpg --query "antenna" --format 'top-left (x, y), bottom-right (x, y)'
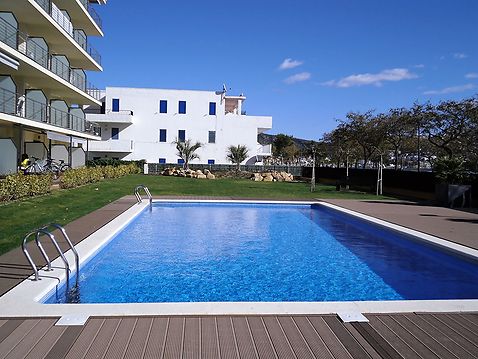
top-left (220, 84), bottom-right (227, 104)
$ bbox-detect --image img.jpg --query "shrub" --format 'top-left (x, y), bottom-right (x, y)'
top-left (86, 159), bottom-right (145, 173)
top-left (0, 172), bottom-right (52, 202)
top-left (60, 164), bottom-right (139, 189)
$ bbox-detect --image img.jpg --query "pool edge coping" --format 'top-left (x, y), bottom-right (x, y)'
top-left (1, 199), bottom-right (478, 317)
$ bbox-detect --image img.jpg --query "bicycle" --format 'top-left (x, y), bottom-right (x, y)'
top-left (24, 157), bottom-right (70, 178)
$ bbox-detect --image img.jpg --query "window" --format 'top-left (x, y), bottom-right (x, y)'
top-left (112, 98), bottom-right (119, 112)
top-left (209, 102), bottom-right (216, 115)
top-left (208, 131), bottom-right (216, 143)
top-left (159, 129), bottom-right (167, 142)
top-left (178, 101), bottom-right (186, 114)
top-left (111, 127), bottom-right (119, 140)
top-left (178, 129), bottom-right (185, 142)
top-left (208, 159), bottom-right (215, 165)
top-left (177, 158), bottom-right (185, 165)
top-left (159, 100), bottom-right (167, 113)
top-left (159, 158), bottom-right (166, 164)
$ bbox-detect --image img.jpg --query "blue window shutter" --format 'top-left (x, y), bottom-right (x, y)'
top-left (209, 102), bottom-right (216, 115)
top-left (178, 158), bottom-right (185, 164)
top-left (178, 130), bottom-right (185, 142)
top-left (111, 127), bottom-right (119, 140)
top-left (160, 100), bottom-right (167, 113)
top-left (159, 158), bottom-right (166, 164)
top-left (179, 101), bottom-right (186, 114)
top-left (112, 98), bottom-right (119, 112)
top-left (208, 159), bottom-right (215, 165)
top-left (159, 129), bottom-right (167, 142)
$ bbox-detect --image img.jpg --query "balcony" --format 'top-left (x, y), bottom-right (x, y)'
top-left (35, 0), bottom-right (103, 36)
top-left (88, 139), bottom-right (134, 153)
top-left (257, 144), bottom-right (272, 156)
top-left (0, 87), bottom-right (99, 138)
top-left (0, 1), bottom-right (102, 69)
top-left (86, 110), bottom-right (134, 124)
top-left (0, 18), bottom-right (99, 104)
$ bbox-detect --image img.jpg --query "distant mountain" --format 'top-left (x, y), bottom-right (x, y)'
top-left (258, 133), bottom-right (317, 150)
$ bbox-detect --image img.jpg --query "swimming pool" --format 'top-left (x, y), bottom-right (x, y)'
top-left (45, 202), bottom-right (478, 304)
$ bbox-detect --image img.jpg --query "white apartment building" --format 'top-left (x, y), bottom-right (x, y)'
top-left (0, 0), bottom-right (106, 175)
top-left (85, 87), bottom-right (273, 165)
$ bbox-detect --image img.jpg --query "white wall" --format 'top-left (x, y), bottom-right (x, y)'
top-left (0, 139), bottom-right (17, 175)
top-left (87, 87), bottom-right (272, 165)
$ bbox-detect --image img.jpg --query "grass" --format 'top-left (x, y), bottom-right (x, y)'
top-left (0, 174), bottom-right (391, 255)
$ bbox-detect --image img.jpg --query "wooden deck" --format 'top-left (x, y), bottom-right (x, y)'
top-left (1, 313), bottom-right (477, 358)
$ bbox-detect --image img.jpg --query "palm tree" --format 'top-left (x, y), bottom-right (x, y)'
top-left (172, 138), bottom-right (202, 170)
top-left (226, 145), bottom-right (249, 171)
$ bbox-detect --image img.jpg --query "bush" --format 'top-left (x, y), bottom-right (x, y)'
top-left (86, 159), bottom-right (145, 173)
top-left (0, 172), bottom-right (52, 202)
top-left (60, 164), bottom-right (139, 189)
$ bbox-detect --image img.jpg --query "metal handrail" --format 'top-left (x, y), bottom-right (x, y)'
top-left (0, 87), bottom-right (99, 135)
top-left (22, 229), bottom-right (70, 286)
top-left (40, 223), bottom-right (79, 283)
top-left (134, 185), bottom-right (152, 206)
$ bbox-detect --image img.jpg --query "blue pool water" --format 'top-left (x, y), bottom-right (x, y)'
top-left (45, 203), bottom-right (478, 303)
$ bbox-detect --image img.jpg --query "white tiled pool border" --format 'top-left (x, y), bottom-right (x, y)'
top-left (1, 199), bottom-right (478, 318)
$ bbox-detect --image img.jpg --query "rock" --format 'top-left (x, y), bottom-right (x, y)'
top-left (263, 175), bottom-right (273, 182)
top-left (197, 174), bottom-right (207, 179)
top-left (251, 173), bottom-right (263, 181)
top-left (196, 170), bottom-right (203, 175)
top-left (206, 173), bottom-right (215, 179)
top-left (204, 169), bottom-right (211, 175)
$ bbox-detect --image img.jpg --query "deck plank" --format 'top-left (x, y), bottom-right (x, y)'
top-left (44, 326), bottom-right (84, 359)
top-left (142, 317), bottom-right (168, 359)
top-left (163, 317), bottom-right (184, 359)
top-left (418, 314), bottom-right (478, 358)
top-left (231, 316), bottom-right (258, 359)
top-left (277, 316), bottom-right (314, 359)
top-left (4, 319), bottom-right (55, 359)
top-left (432, 314), bottom-right (478, 346)
top-left (292, 317), bottom-right (334, 359)
top-left (82, 318), bottom-right (121, 359)
top-left (247, 316), bottom-right (278, 359)
top-left (0, 320), bottom-right (23, 344)
top-left (24, 325), bottom-right (67, 359)
top-left (103, 318), bottom-right (137, 359)
top-left (0, 319), bottom-right (40, 359)
top-left (200, 317), bottom-right (219, 359)
top-left (123, 317), bottom-right (153, 359)
top-left (397, 314), bottom-right (459, 359)
top-left (216, 317), bottom-right (240, 359)
top-left (407, 314), bottom-right (476, 359)
top-left (65, 318), bottom-right (105, 359)
top-left (448, 314), bottom-right (478, 336)
top-left (379, 315), bottom-right (439, 359)
top-left (307, 316), bottom-right (353, 359)
top-left (262, 316), bottom-right (296, 359)
top-left (183, 317), bottom-right (200, 359)
top-left (343, 323), bottom-right (383, 359)
top-left (322, 316), bottom-right (371, 359)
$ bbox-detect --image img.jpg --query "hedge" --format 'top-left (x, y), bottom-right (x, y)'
top-left (60, 164), bottom-right (139, 189)
top-left (0, 172), bottom-right (53, 202)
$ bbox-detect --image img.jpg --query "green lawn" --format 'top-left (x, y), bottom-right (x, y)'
top-left (0, 174), bottom-right (390, 255)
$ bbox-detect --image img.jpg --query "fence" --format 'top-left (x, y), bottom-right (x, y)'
top-left (148, 163), bottom-right (303, 176)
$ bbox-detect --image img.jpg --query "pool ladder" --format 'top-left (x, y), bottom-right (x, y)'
top-left (22, 224), bottom-right (79, 287)
top-left (134, 185), bottom-right (152, 208)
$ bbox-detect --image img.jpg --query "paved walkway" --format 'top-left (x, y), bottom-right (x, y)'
top-left (0, 196), bottom-right (478, 358)
top-left (323, 199), bottom-right (478, 250)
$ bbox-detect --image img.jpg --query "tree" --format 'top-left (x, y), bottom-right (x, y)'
top-left (226, 145), bottom-right (249, 171)
top-left (385, 108), bottom-right (416, 170)
top-left (172, 138), bottom-right (202, 170)
top-left (272, 134), bottom-right (294, 164)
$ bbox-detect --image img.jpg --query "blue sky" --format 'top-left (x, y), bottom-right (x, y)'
top-left (89, 0), bottom-right (478, 140)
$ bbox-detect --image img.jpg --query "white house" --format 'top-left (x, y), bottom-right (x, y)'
top-left (0, 0), bottom-right (106, 174)
top-left (85, 87), bottom-right (273, 165)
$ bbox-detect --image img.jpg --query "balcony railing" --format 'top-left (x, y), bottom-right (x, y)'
top-left (88, 139), bottom-right (134, 152)
top-left (0, 18), bottom-right (96, 95)
top-left (0, 87), bottom-right (99, 136)
top-left (33, 0), bottom-right (102, 65)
